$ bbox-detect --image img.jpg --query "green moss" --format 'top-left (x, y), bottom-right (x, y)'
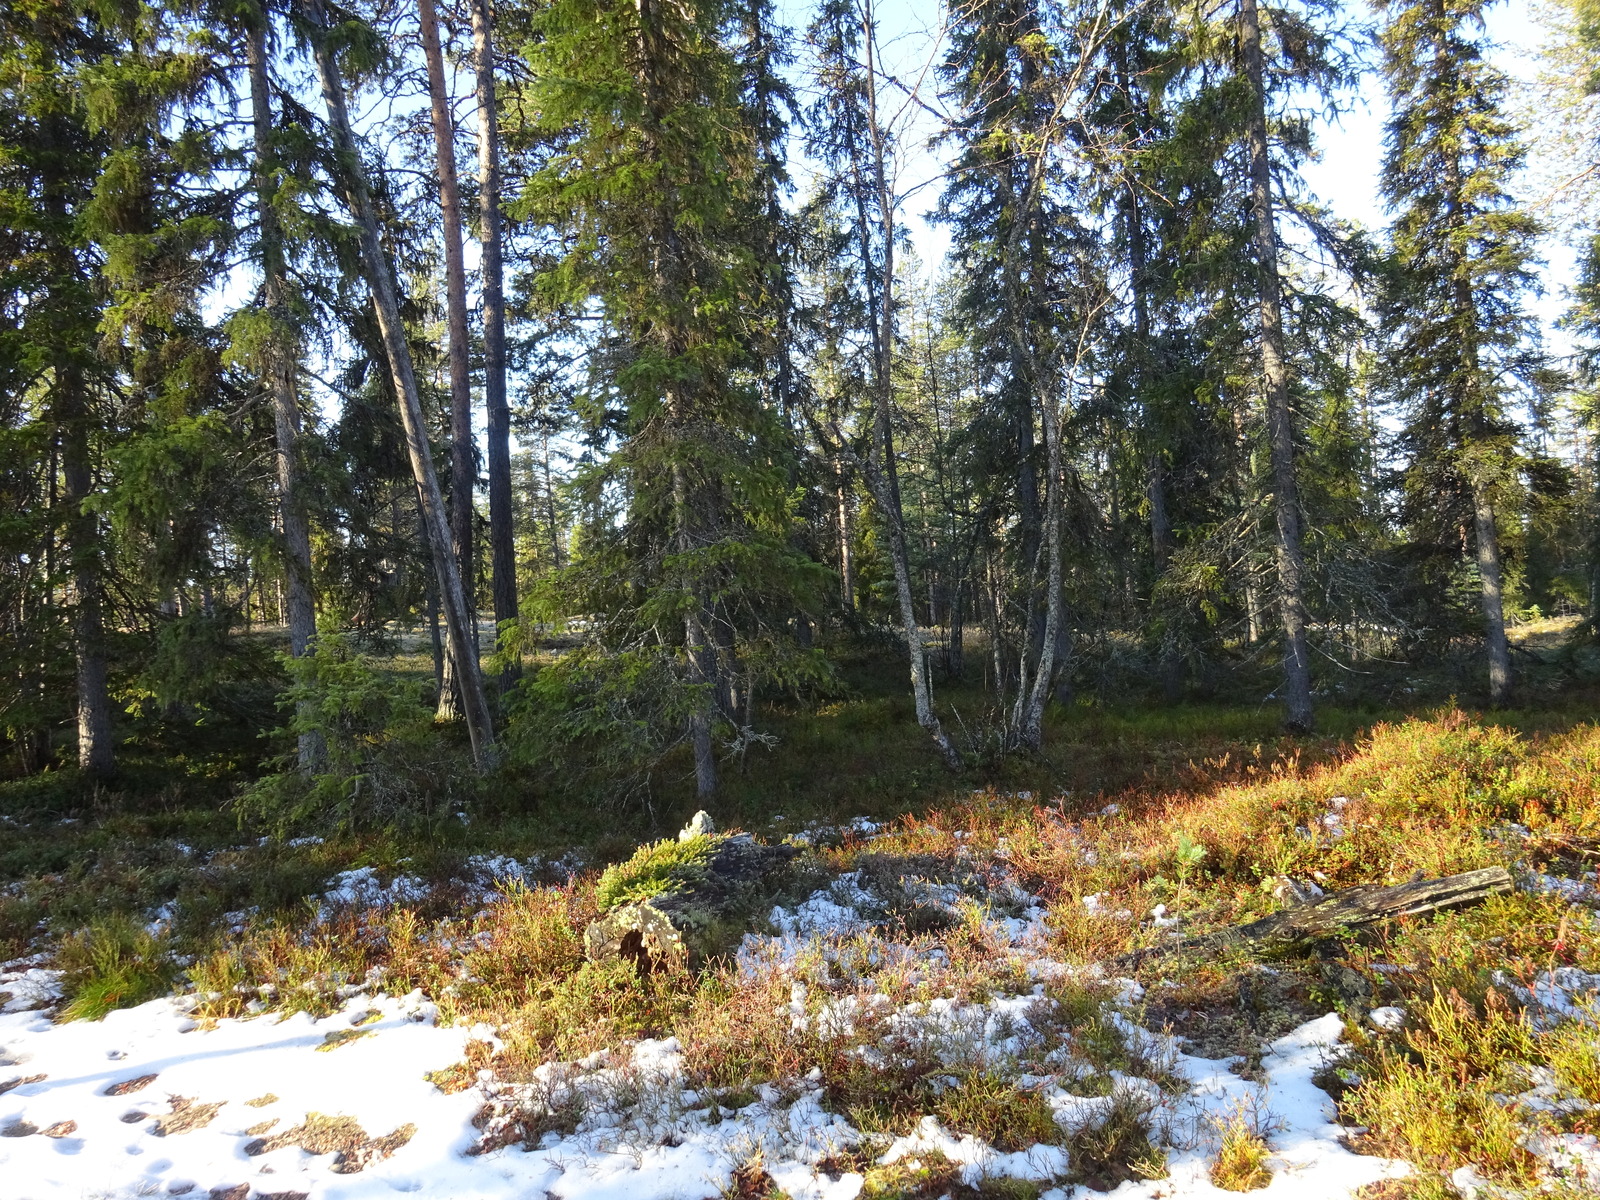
top-left (934, 1073), bottom-right (1064, 1151)
top-left (593, 834), bottom-right (721, 913)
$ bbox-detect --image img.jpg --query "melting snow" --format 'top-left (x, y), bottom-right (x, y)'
top-left (0, 830), bottom-right (1438, 1200)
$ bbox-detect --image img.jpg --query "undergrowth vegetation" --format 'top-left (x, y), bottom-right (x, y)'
top-left (5, 702), bottom-right (1600, 1193)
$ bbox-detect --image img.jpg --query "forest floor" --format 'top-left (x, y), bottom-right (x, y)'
top-left (3, 645), bottom-right (1600, 1200)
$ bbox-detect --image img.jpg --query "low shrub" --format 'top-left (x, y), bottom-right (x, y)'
top-left (58, 915), bottom-right (175, 1021)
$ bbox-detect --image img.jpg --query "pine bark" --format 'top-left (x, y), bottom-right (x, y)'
top-left (472, 0), bottom-right (519, 693)
top-left (305, 0), bottom-right (496, 767)
top-left (417, 0), bottom-right (477, 723)
top-left (246, 14), bottom-right (321, 771)
top-left (1240, 0), bottom-right (1314, 733)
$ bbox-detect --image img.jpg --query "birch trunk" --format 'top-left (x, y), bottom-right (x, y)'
top-left (1474, 488), bottom-right (1512, 703)
top-left (836, 457), bottom-right (855, 612)
top-left (861, 0), bottom-right (957, 767)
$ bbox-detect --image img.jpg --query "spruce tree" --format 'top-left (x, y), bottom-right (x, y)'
top-left (241, 1), bottom-right (321, 768)
top-left (0, 0), bottom-right (121, 774)
top-left (521, 0), bottom-right (809, 796)
top-left (1377, 0), bottom-right (1543, 705)
top-left (938, 0), bottom-right (1114, 747)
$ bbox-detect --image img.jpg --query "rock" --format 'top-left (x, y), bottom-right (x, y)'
top-left (680, 810), bottom-right (716, 842)
top-left (583, 900), bottom-right (687, 973)
top-left (1367, 1005), bottom-right (1406, 1031)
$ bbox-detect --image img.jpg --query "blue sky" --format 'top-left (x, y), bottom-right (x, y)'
top-left (775, 0), bottom-right (1578, 350)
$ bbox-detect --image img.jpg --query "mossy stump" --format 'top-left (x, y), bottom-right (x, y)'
top-left (584, 814), bottom-right (799, 972)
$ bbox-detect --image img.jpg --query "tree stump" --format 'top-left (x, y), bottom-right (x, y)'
top-left (584, 815), bottom-right (799, 972)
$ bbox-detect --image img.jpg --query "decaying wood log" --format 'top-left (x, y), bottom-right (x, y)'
top-left (1131, 865), bottom-right (1514, 964)
top-left (584, 815), bottom-right (799, 973)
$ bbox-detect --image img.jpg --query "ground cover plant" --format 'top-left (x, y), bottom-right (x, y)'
top-left (4, 684), bottom-right (1600, 1199)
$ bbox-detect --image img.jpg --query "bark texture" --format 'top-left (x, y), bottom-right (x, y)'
top-left (1240, 0), bottom-right (1314, 734)
top-left (473, 0), bottom-right (519, 694)
top-left (306, 0), bottom-right (496, 767)
top-left (247, 14), bottom-right (321, 771)
top-left (417, 0), bottom-right (477, 723)
top-left (861, 0), bottom-right (958, 768)
top-left (1131, 866), bottom-right (1514, 963)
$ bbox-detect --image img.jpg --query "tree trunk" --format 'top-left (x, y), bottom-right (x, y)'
top-left (1474, 487), bottom-right (1512, 703)
top-left (247, 12), bottom-right (321, 771)
top-left (1240, 0), bottom-right (1314, 734)
top-left (423, 511), bottom-right (445, 698)
top-left (674, 459), bottom-right (718, 797)
top-left (59, 363), bottom-right (114, 778)
top-left (305, 0), bottom-right (496, 767)
top-left (1130, 866), bottom-right (1513, 964)
top-left (1022, 374), bottom-right (1065, 749)
top-left (42, 120), bottom-right (114, 777)
top-left (861, 0), bottom-right (957, 768)
top-left (947, 584), bottom-right (965, 678)
top-left (1121, 119), bottom-right (1182, 703)
top-left (417, 0), bottom-right (477, 724)
top-left (473, 0), bottom-right (519, 694)
top-left (836, 456), bottom-right (855, 612)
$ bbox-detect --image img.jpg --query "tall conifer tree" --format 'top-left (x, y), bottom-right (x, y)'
top-left (523, 0), bottom-right (805, 796)
top-left (1377, 0), bottom-right (1542, 705)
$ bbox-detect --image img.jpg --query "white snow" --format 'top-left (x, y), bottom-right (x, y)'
top-left (0, 835), bottom-right (1429, 1200)
top-left (316, 868), bottom-right (432, 920)
top-left (1, 972), bottom-right (1413, 1200)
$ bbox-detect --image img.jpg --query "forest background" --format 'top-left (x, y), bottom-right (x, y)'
top-left (6, 0), bottom-right (1600, 845)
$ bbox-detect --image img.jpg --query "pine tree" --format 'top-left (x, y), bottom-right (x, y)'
top-left (1377, 0), bottom-right (1543, 705)
top-left (300, 0), bottom-right (497, 765)
top-left (416, 0), bottom-right (478, 723)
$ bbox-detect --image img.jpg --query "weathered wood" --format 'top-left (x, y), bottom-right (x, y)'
top-left (1136, 866), bottom-right (1514, 963)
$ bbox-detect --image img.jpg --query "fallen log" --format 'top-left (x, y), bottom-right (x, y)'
top-left (1127, 865), bottom-right (1515, 964)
